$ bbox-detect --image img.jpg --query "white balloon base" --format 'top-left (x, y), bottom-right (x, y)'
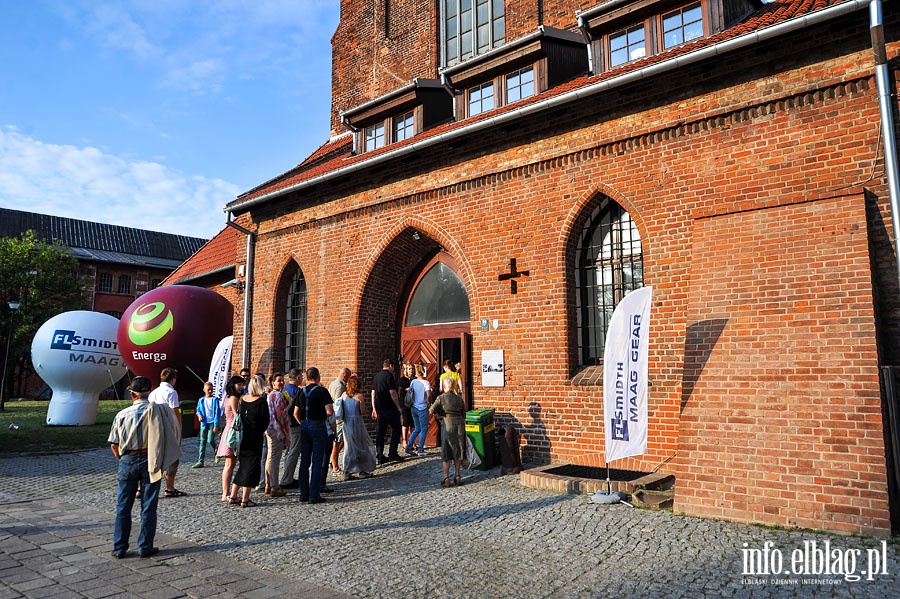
top-left (46, 392), bottom-right (100, 426)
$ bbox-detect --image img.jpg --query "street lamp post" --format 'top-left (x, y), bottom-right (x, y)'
top-left (1, 301), bottom-right (21, 411)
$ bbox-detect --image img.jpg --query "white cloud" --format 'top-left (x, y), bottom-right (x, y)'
top-left (0, 127), bottom-right (238, 239)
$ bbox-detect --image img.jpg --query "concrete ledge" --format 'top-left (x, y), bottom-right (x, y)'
top-left (520, 464), bottom-right (674, 497)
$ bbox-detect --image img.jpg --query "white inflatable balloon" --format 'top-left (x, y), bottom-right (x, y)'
top-left (31, 311), bottom-right (128, 426)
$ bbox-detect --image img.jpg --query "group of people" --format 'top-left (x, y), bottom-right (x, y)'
top-left (108, 358), bottom-right (472, 558)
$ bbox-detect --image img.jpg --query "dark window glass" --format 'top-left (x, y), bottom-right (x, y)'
top-left (575, 198), bottom-right (643, 365)
top-left (98, 273), bottom-right (113, 293)
top-left (285, 269), bottom-right (307, 373)
top-left (405, 262), bottom-right (471, 326)
top-left (117, 275), bottom-right (132, 295)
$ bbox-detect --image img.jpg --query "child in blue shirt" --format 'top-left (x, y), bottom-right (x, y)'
top-left (193, 382), bottom-right (222, 468)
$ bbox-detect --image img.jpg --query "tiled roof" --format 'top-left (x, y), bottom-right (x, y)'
top-left (162, 225), bottom-right (241, 285)
top-left (0, 206), bottom-right (206, 264)
top-left (229, 0), bottom-right (850, 210)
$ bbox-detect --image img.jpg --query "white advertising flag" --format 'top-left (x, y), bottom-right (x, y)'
top-left (208, 335), bottom-right (233, 403)
top-left (603, 286), bottom-right (652, 464)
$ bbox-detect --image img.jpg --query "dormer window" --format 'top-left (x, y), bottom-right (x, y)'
top-left (468, 81), bottom-right (495, 117)
top-left (581, 0), bottom-right (755, 74)
top-left (364, 122), bottom-right (386, 152)
top-left (662, 3), bottom-right (703, 49)
top-left (609, 24), bottom-right (646, 68)
top-left (342, 79), bottom-right (453, 154)
top-left (444, 27), bottom-right (588, 121)
top-left (393, 111), bottom-right (415, 143)
top-left (506, 67), bottom-right (535, 103)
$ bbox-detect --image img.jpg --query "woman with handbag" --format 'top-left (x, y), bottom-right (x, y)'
top-left (229, 374), bottom-right (270, 507)
top-left (430, 376), bottom-right (466, 487)
top-left (216, 375), bottom-right (246, 502)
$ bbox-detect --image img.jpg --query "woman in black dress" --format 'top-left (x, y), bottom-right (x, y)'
top-left (229, 374), bottom-right (270, 507)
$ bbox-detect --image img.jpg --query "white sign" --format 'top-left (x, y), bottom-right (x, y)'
top-left (603, 286), bottom-right (652, 463)
top-left (208, 335), bottom-right (233, 403)
top-left (481, 350), bottom-right (504, 387)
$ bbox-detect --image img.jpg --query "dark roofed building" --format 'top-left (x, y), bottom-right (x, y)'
top-left (0, 207), bottom-right (207, 317)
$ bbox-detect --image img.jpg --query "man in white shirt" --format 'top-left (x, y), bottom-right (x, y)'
top-left (148, 368), bottom-right (185, 497)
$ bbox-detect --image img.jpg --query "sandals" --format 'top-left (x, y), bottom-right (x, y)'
top-left (240, 499), bottom-right (258, 508)
top-left (441, 477), bottom-right (452, 488)
top-left (454, 475), bottom-right (462, 486)
top-left (270, 487), bottom-right (287, 497)
top-left (164, 489), bottom-right (187, 498)
top-left (228, 496), bottom-right (241, 505)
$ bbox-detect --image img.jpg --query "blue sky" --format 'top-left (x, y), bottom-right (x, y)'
top-left (0, 0), bottom-right (338, 239)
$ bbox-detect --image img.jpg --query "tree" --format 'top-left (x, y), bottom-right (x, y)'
top-left (0, 231), bottom-right (85, 410)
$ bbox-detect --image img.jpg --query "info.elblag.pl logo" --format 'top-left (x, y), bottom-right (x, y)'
top-left (741, 540), bottom-right (890, 585)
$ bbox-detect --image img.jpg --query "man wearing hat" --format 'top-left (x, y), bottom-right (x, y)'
top-left (108, 376), bottom-right (161, 559)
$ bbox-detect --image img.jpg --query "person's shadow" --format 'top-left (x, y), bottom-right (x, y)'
top-left (519, 402), bottom-right (550, 465)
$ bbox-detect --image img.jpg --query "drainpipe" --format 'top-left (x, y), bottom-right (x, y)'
top-left (871, 0), bottom-right (900, 287)
top-left (225, 214), bottom-right (255, 371)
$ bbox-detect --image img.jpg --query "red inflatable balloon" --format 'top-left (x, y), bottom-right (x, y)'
top-left (117, 285), bottom-right (234, 405)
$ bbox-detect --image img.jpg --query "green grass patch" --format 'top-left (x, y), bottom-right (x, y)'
top-left (0, 400), bottom-right (128, 454)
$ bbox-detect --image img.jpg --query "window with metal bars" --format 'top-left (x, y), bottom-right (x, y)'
top-left (575, 197), bottom-right (644, 365)
top-left (117, 274), bottom-right (132, 295)
top-left (284, 269), bottom-right (308, 373)
top-left (98, 272), bottom-right (113, 293)
top-left (443, 0), bottom-right (505, 67)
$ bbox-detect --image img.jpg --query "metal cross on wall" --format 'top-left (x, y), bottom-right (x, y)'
top-left (498, 258), bottom-right (530, 294)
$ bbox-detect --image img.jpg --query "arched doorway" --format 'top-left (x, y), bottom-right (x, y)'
top-left (400, 251), bottom-right (472, 437)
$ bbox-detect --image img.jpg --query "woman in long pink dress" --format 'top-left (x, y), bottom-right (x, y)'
top-left (216, 376), bottom-right (246, 502)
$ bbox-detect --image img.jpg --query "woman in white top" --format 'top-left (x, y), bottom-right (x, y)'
top-left (404, 364), bottom-right (432, 455)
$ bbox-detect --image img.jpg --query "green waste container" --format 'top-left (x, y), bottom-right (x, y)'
top-left (180, 399), bottom-right (198, 438)
top-left (465, 408), bottom-right (495, 470)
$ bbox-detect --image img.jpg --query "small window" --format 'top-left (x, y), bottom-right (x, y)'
top-left (506, 67), bottom-right (535, 103)
top-left (117, 275), bottom-right (132, 295)
top-left (364, 123), bottom-right (385, 151)
top-left (104, 310), bottom-right (123, 319)
top-left (468, 81), bottom-right (495, 116)
top-left (662, 2), bottom-right (703, 49)
top-left (393, 111), bottom-right (415, 143)
top-left (98, 273), bottom-right (113, 293)
top-left (151, 278), bottom-right (162, 289)
top-left (609, 24), bottom-right (646, 68)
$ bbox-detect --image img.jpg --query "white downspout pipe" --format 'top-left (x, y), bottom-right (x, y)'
top-left (225, 214), bottom-right (255, 371)
top-left (871, 0), bottom-right (900, 287)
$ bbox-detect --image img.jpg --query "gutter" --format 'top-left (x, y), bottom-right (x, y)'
top-left (227, 0), bottom-right (869, 214)
top-left (871, 0), bottom-right (900, 287)
top-left (225, 215), bottom-right (255, 371)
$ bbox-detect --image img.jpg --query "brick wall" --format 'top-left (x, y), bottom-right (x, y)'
top-left (238, 9), bottom-right (898, 534)
top-left (676, 193), bottom-right (889, 535)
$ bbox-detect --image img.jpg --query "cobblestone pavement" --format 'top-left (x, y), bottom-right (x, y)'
top-left (0, 440), bottom-right (898, 598)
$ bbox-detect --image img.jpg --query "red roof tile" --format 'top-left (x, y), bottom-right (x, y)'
top-left (229, 0), bottom-right (853, 210)
top-left (162, 225), bottom-right (241, 285)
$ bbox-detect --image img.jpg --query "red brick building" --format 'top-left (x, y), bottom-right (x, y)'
top-left (212, 0), bottom-right (900, 535)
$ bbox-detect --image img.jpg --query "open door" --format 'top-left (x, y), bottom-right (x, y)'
top-left (400, 251), bottom-right (471, 446)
